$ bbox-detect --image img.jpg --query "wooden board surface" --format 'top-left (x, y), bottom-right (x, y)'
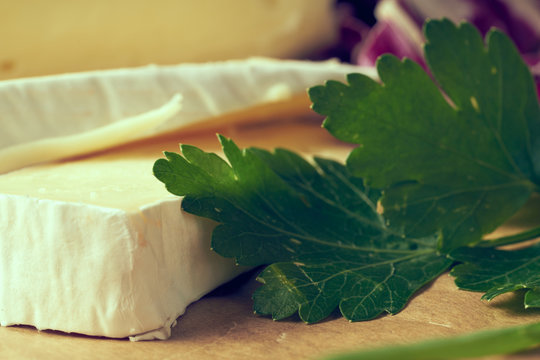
top-left (1, 264), bottom-right (540, 360)
top-left (2, 117), bottom-right (540, 359)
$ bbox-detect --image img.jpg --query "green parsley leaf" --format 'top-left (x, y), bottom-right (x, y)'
top-left (154, 18), bottom-right (540, 331)
top-left (153, 136), bottom-right (451, 323)
top-left (309, 19), bottom-right (540, 252)
top-left (450, 244), bottom-right (540, 307)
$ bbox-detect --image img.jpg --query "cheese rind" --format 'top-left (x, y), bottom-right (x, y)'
top-left (0, 195), bottom-right (241, 339)
top-left (0, 94), bottom-right (182, 174)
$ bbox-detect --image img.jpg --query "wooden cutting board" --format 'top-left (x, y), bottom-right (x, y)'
top-left (1, 262), bottom-right (540, 360)
top-left (1, 118), bottom-right (540, 360)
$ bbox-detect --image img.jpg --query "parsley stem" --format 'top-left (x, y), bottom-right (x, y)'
top-left (321, 321), bottom-right (540, 360)
top-left (477, 225), bottom-right (540, 248)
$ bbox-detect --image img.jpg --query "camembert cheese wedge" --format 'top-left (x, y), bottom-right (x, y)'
top-left (0, 59), bottom-right (372, 340)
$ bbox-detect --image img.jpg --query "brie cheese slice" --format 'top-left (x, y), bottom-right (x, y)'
top-left (0, 59), bottom-right (371, 340)
top-left (0, 58), bottom-right (368, 173)
top-left (0, 195), bottom-right (234, 341)
top-left (0, 118), bottom-right (352, 341)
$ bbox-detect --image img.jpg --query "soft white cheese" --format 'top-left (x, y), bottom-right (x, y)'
top-left (0, 117), bottom-right (353, 341)
top-left (0, 94), bottom-right (183, 175)
top-left (0, 196), bottom-right (241, 340)
top-left (0, 58), bottom-right (369, 173)
top-left (0, 137), bottom-right (245, 340)
top-left (0, 59), bottom-right (373, 340)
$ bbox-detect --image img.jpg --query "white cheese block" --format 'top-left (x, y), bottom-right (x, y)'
top-left (0, 59), bottom-right (373, 340)
top-left (0, 0), bottom-right (338, 80)
top-left (0, 196), bottom-right (233, 341)
top-left (0, 134), bottom-right (230, 340)
top-left (0, 58), bottom-right (369, 173)
top-left (0, 118), bottom-right (353, 341)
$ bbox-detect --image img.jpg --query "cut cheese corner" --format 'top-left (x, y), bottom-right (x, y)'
top-left (0, 193), bottom-right (245, 339)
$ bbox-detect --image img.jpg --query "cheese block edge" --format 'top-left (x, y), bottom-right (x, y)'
top-left (0, 194), bottom-right (243, 339)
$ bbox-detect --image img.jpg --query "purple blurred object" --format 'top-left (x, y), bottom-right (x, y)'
top-left (355, 19), bottom-right (425, 67)
top-left (529, 56), bottom-right (540, 99)
top-left (313, 1), bottom-right (374, 61)
top-left (353, 0), bottom-right (540, 96)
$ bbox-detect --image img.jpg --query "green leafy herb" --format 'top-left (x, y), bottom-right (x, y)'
top-left (309, 19), bottom-right (540, 251)
top-left (450, 244), bottom-right (540, 306)
top-left (319, 321), bottom-right (540, 360)
top-left (154, 17), bottom-right (540, 336)
top-left (153, 136), bottom-right (451, 323)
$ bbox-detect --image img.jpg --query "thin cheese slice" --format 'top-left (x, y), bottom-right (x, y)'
top-left (0, 58), bottom-right (369, 173)
top-left (0, 94), bottom-right (182, 174)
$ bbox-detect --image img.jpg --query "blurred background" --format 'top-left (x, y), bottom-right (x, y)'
top-left (0, 0), bottom-right (538, 89)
